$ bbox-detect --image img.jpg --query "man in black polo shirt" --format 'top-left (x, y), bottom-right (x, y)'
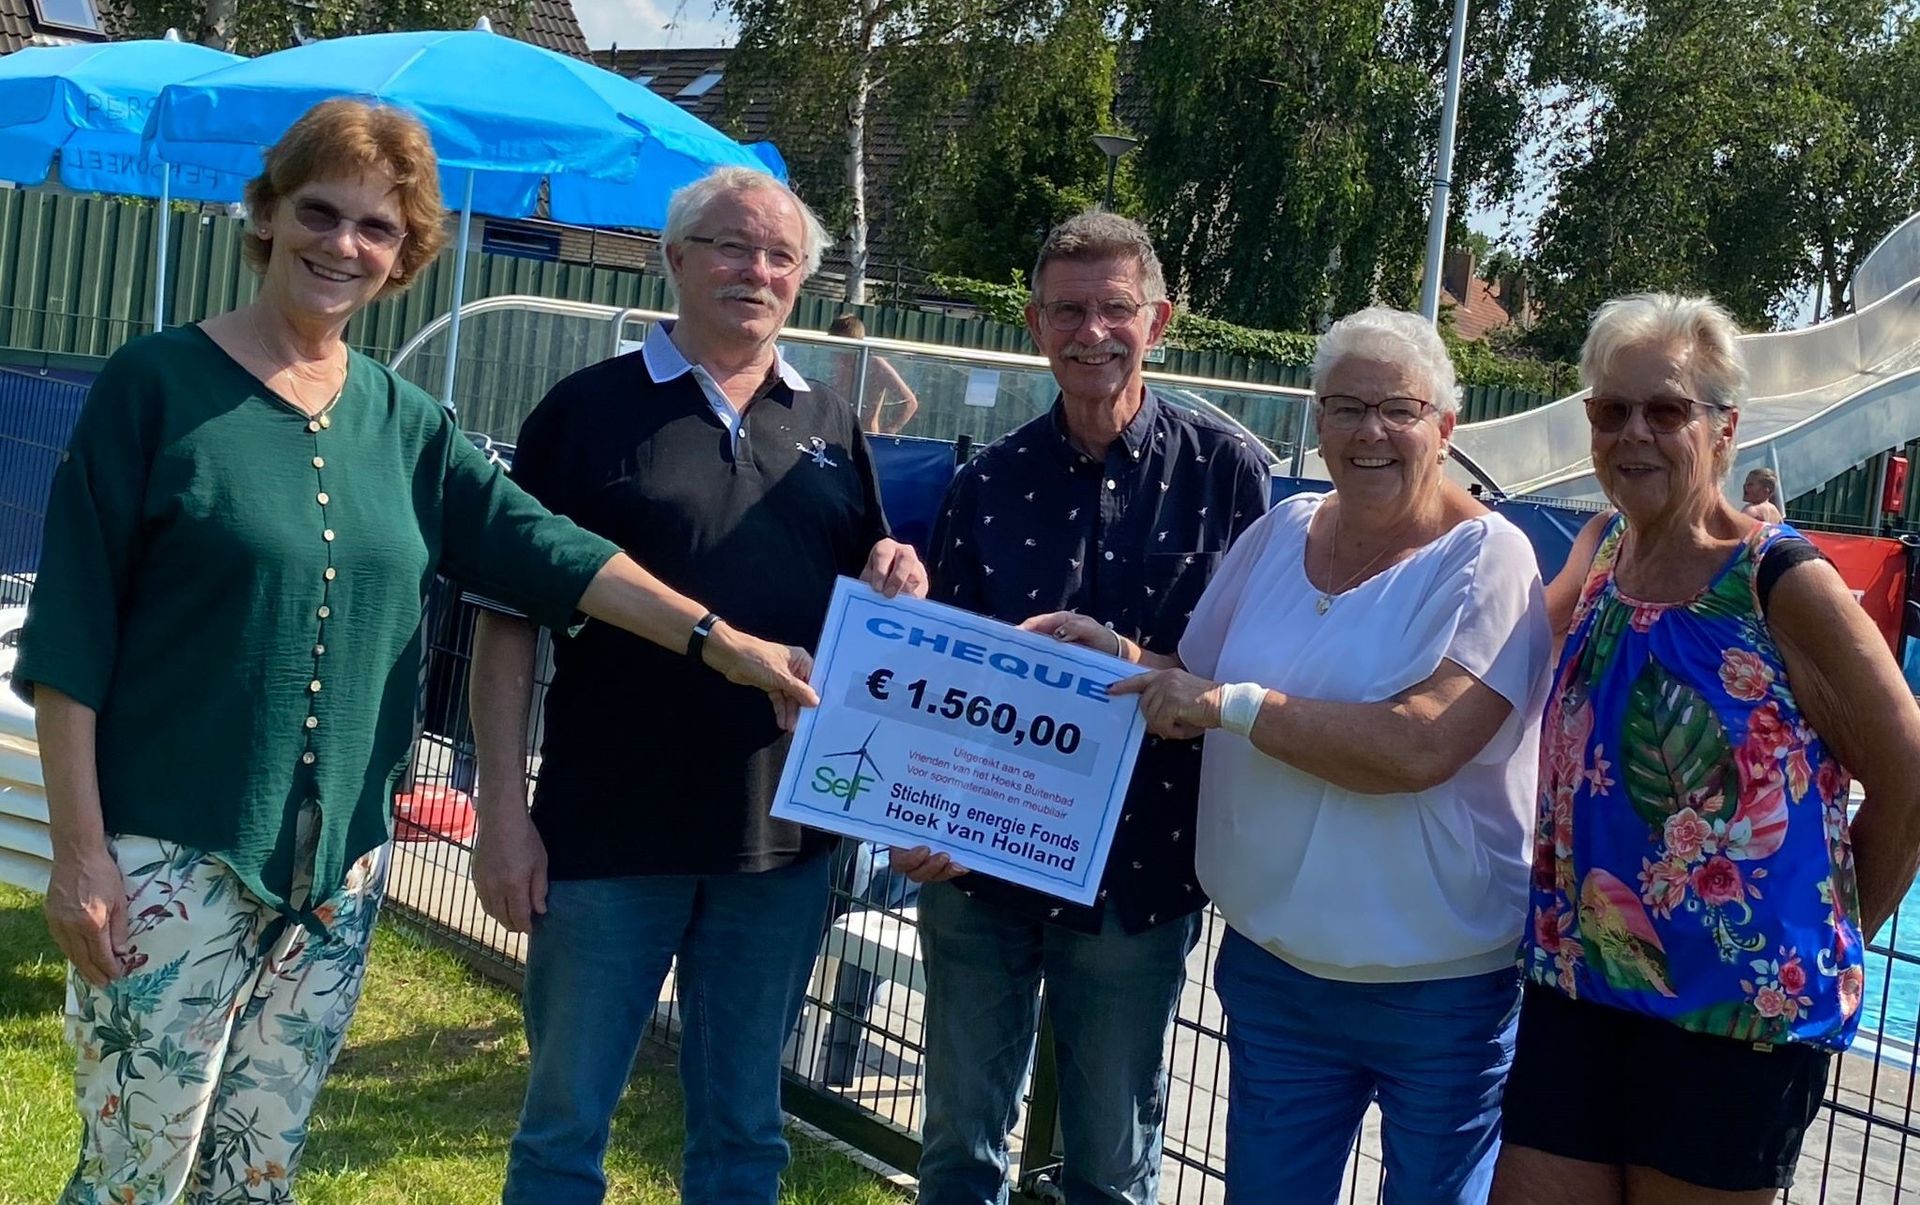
top-left (893, 212), bottom-right (1270, 1205)
top-left (469, 166), bottom-right (926, 1205)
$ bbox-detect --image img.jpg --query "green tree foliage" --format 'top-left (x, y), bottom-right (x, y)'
top-left (894, 9), bottom-right (1121, 281)
top-left (106, 0), bottom-right (515, 54)
top-left (723, 0), bottom-right (1117, 300)
top-left (1126, 0), bottom-right (1589, 332)
top-left (1522, 0), bottom-right (1920, 356)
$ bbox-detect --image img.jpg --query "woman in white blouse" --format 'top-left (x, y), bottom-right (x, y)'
top-left (1032, 307), bottom-right (1552, 1205)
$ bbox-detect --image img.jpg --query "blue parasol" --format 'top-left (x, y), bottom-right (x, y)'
top-left (148, 21), bottom-right (779, 403)
top-left (0, 30), bottom-right (245, 330)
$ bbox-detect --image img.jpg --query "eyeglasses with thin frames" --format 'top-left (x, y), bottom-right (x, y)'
top-left (1037, 298), bottom-right (1150, 332)
top-left (1317, 395), bottom-right (1435, 431)
top-left (290, 198), bottom-right (408, 250)
top-left (1585, 395), bottom-right (1727, 434)
top-left (686, 235), bottom-right (804, 277)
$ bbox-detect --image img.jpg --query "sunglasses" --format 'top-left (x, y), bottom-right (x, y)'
top-left (291, 198), bottom-right (408, 250)
top-left (1585, 395), bottom-right (1727, 434)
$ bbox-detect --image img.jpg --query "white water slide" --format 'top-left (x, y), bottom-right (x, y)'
top-left (1383, 212), bottom-right (1920, 504)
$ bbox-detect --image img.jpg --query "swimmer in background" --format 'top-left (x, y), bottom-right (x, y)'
top-left (1742, 467), bottom-right (1785, 523)
top-left (830, 313), bottom-right (921, 435)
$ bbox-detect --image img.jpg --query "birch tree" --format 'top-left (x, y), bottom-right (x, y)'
top-left (723, 0), bottom-right (1070, 302)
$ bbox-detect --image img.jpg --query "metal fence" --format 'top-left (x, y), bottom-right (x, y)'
top-left (0, 188), bottom-right (1559, 417)
top-left (8, 315), bottom-right (1920, 1201)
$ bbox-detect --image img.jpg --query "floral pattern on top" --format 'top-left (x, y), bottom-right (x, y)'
top-left (1520, 517), bottom-right (1864, 1050)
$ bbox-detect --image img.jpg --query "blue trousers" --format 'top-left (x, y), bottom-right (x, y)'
top-left (915, 881), bottom-right (1200, 1205)
top-left (502, 854), bottom-right (832, 1205)
top-left (1213, 927), bottom-right (1521, 1205)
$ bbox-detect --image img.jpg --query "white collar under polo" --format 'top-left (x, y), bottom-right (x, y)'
top-left (643, 320), bottom-right (810, 455)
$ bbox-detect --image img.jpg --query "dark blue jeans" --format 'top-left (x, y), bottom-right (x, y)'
top-left (1213, 927), bottom-right (1521, 1205)
top-left (914, 881), bottom-right (1200, 1205)
top-left (502, 854), bottom-right (832, 1205)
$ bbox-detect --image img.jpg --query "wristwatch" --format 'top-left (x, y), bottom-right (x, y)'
top-left (687, 611), bottom-right (722, 660)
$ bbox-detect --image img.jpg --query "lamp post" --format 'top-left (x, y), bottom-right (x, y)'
top-left (1091, 132), bottom-right (1139, 210)
top-left (1417, 0), bottom-right (1471, 323)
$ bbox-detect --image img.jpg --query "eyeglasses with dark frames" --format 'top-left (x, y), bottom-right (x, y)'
top-left (1316, 395), bottom-right (1436, 431)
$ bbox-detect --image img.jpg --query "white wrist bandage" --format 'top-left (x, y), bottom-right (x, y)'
top-left (1217, 682), bottom-right (1266, 737)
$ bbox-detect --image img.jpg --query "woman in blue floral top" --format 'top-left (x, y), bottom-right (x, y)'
top-left (1491, 294), bottom-right (1920, 1203)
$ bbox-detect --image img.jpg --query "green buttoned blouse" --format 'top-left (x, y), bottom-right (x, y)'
top-left (14, 325), bottom-right (618, 928)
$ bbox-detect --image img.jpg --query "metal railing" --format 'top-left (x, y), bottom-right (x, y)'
top-left (387, 296), bottom-right (1309, 474)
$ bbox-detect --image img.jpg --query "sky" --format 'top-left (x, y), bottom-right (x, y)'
top-left (574, 0), bottom-right (735, 50)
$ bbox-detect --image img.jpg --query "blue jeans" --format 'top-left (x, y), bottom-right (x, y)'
top-left (915, 881), bottom-right (1200, 1205)
top-left (817, 839), bottom-right (920, 1083)
top-left (502, 854), bottom-right (832, 1205)
top-left (1213, 927), bottom-right (1521, 1205)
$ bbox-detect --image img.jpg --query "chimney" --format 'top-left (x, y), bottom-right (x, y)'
top-left (1442, 248), bottom-right (1473, 303)
top-left (1499, 271), bottom-right (1530, 325)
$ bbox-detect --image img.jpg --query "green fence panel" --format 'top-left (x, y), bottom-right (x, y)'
top-left (0, 189), bottom-right (1573, 413)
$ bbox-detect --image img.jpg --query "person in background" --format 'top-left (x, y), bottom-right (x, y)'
top-left (830, 312), bottom-right (921, 435)
top-left (1495, 294), bottom-right (1920, 1203)
top-left (1741, 467), bottom-right (1784, 523)
top-left (20, 100), bottom-right (814, 1205)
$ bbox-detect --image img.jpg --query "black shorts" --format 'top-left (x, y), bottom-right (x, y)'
top-left (1502, 984), bottom-right (1831, 1191)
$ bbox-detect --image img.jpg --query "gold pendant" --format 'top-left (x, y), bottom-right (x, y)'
top-left (1315, 595), bottom-right (1332, 615)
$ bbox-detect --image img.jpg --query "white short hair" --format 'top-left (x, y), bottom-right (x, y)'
top-left (660, 166), bottom-right (830, 298)
top-left (1311, 307), bottom-right (1459, 413)
top-left (1580, 293), bottom-right (1748, 408)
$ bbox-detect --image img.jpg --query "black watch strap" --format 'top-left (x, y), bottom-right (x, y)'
top-left (687, 611), bottom-right (722, 660)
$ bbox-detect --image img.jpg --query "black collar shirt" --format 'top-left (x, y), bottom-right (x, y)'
top-left (495, 322), bottom-right (891, 879)
top-left (927, 388), bottom-right (1271, 933)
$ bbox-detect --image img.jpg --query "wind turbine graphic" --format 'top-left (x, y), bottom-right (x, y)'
top-left (824, 722), bottom-right (885, 810)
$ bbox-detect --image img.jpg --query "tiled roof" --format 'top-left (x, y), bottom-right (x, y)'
top-left (1, 0), bottom-right (585, 59)
top-left (1438, 249), bottom-right (1528, 342)
top-left (492, 0), bottom-right (590, 59)
top-left (1, 0), bottom-right (106, 54)
top-left (1444, 276), bottom-right (1518, 342)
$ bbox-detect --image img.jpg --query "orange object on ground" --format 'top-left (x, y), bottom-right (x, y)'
top-left (393, 785), bottom-right (477, 843)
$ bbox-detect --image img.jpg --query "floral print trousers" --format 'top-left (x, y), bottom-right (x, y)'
top-left (57, 826), bottom-right (385, 1205)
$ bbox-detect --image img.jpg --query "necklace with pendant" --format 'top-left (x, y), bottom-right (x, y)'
top-left (1316, 499), bottom-right (1397, 614)
top-left (252, 308), bottom-right (345, 417)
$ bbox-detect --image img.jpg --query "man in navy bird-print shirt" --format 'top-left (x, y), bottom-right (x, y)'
top-left (893, 211), bottom-right (1270, 1205)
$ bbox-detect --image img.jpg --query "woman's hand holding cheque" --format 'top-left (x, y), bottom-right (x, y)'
top-left (1019, 611), bottom-right (1225, 740)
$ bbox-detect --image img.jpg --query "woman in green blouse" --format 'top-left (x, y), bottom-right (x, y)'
top-left (15, 99), bottom-right (817, 1204)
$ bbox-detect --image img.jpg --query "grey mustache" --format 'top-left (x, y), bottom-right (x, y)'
top-left (717, 284), bottom-right (777, 305)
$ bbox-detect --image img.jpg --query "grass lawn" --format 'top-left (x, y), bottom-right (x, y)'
top-left (0, 884), bottom-right (906, 1204)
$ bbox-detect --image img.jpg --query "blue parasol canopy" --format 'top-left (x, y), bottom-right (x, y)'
top-left (0, 33), bottom-right (246, 331)
top-left (147, 23), bottom-right (782, 401)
